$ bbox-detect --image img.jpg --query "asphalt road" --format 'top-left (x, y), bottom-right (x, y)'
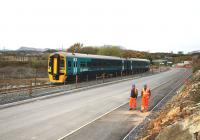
top-left (65, 69), bottom-right (191, 140)
top-left (0, 68), bottom-right (191, 140)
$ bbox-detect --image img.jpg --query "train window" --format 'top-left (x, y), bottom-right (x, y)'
top-left (49, 57), bottom-right (53, 67)
top-left (68, 61), bottom-right (71, 67)
top-left (108, 60), bottom-right (112, 66)
top-left (87, 62), bottom-right (91, 67)
top-left (104, 61), bottom-right (108, 67)
top-left (92, 61), bottom-right (97, 67)
top-left (134, 62), bottom-right (137, 66)
top-left (49, 61), bottom-right (52, 67)
top-left (115, 61), bottom-right (119, 67)
top-left (98, 60), bottom-right (102, 66)
top-left (60, 60), bottom-right (65, 67)
top-left (80, 62), bottom-right (86, 67)
top-left (101, 61), bottom-right (106, 67)
top-left (96, 61), bottom-right (100, 67)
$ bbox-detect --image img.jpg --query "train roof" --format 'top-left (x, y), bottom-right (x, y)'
top-left (51, 52), bottom-right (150, 62)
top-left (67, 52), bottom-right (124, 60)
top-left (130, 58), bottom-right (150, 62)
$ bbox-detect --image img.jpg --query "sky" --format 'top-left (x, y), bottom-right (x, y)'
top-left (0, 0), bottom-right (200, 53)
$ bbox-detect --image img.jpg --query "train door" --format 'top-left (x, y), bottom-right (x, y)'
top-left (73, 57), bottom-right (78, 75)
top-left (67, 57), bottom-right (72, 75)
top-left (53, 57), bottom-right (58, 74)
top-left (127, 61), bottom-right (131, 71)
top-left (122, 60), bottom-right (124, 71)
top-left (53, 54), bottom-right (60, 80)
top-left (131, 61), bottom-right (133, 70)
top-left (132, 60), bottom-right (136, 74)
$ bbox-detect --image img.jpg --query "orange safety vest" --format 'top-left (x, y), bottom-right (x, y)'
top-left (142, 88), bottom-right (150, 98)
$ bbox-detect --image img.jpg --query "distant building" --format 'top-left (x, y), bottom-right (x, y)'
top-left (178, 51), bottom-right (184, 54)
top-left (175, 61), bottom-right (192, 68)
top-left (152, 59), bottom-right (168, 65)
top-left (167, 61), bottom-right (173, 66)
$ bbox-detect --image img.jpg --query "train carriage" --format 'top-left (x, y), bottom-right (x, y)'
top-left (48, 52), bottom-right (150, 83)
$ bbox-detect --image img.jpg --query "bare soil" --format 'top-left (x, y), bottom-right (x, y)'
top-left (137, 70), bottom-right (200, 140)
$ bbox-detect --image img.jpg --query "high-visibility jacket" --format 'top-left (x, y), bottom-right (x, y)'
top-left (130, 88), bottom-right (138, 98)
top-left (142, 88), bottom-right (150, 98)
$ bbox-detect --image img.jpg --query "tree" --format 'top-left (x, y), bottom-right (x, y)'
top-left (122, 50), bottom-right (134, 58)
top-left (97, 46), bottom-right (123, 57)
top-left (79, 46), bottom-right (99, 55)
top-left (67, 43), bottom-right (83, 53)
top-left (122, 50), bottom-right (147, 59)
top-left (172, 54), bottom-right (192, 63)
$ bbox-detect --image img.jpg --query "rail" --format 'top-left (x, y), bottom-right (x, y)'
top-left (0, 67), bottom-right (171, 105)
top-left (123, 70), bottom-right (192, 140)
top-left (0, 84), bottom-right (57, 94)
top-left (0, 71), bottom-right (158, 95)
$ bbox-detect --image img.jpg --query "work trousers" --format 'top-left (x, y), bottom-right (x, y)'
top-left (141, 96), bottom-right (149, 111)
top-left (129, 97), bottom-right (136, 109)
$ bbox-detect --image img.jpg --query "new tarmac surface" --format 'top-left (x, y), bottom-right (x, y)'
top-left (0, 68), bottom-right (191, 140)
top-left (65, 69), bottom-right (191, 140)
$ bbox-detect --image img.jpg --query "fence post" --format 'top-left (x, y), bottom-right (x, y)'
top-left (6, 83), bottom-right (8, 94)
top-left (34, 69), bottom-right (37, 86)
top-left (152, 67), bottom-right (153, 74)
top-left (96, 74), bottom-right (97, 84)
top-left (3, 73), bottom-right (5, 80)
top-left (76, 75), bottom-right (78, 88)
top-left (87, 75), bottom-right (88, 82)
top-left (29, 80), bottom-right (32, 95)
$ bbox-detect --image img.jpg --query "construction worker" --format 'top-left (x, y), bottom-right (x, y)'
top-left (129, 84), bottom-right (138, 110)
top-left (141, 84), bottom-right (151, 112)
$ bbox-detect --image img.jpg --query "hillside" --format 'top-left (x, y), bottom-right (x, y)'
top-left (137, 70), bottom-right (200, 140)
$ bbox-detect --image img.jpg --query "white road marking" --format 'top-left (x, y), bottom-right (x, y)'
top-left (123, 69), bottom-right (191, 140)
top-left (56, 77), bottom-right (175, 140)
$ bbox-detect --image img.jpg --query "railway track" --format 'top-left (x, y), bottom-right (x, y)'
top-left (123, 69), bottom-right (192, 140)
top-left (0, 72), bottom-right (150, 105)
top-left (0, 68), bottom-right (190, 140)
top-left (0, 84), bottom-right (58, 94)
top-left (0, 68), bottom-right (169, 96)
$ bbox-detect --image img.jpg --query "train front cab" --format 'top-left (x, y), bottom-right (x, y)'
top-left (48, 53), bottom-right (66, 83)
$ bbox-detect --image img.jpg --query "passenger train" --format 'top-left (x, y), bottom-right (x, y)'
top-left (48, 52), bottom-right (150, 83)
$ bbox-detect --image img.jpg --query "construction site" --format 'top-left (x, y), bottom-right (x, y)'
top-left (0, 48), bottom-right (199, 140)
top-left (0, 1), bottom-right (200, 139)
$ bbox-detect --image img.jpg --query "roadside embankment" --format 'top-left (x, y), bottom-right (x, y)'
top-left (137, 70), bottom-right (200, 140)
